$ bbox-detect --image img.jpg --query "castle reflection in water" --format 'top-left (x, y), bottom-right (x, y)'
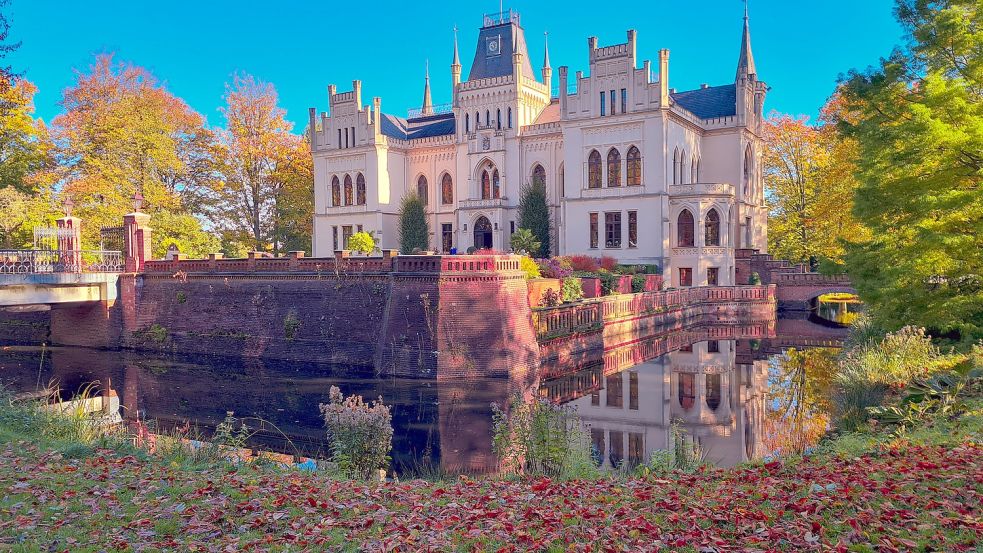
top-left (0, 318), bottom-right (843, 473)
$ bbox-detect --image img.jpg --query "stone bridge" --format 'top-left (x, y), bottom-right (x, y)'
top-left (735, 249), bottom-right (857, 311)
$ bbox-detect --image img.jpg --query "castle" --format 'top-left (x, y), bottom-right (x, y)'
top-left (309, 9), bottom-right (768, 287)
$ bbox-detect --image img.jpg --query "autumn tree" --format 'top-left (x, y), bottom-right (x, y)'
top-left (839, 0), bottom-right (983, 341)
top-left (763, 97), bottom-right (866, 267)
top-left (52, 54), bottom-right (218, 258)
top-left (208, 74), bottom-right (312, 254)
top-left (0, 0), bottom-right (21, 94)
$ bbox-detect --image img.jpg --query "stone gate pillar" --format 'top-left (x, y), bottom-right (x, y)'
top-left (123, 193), bottom-right (152, 273)
top-left (55, 204), bottom-right (81, 271)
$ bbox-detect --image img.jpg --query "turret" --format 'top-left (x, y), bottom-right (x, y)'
top-left (421, 60), bottom-right (433, 116)
top-left (735, 4), bottom-right (757, 82)
top-left (451, 26), bottom-right (462, 88)
top-left (658, 49), bottom-right (670, 108)
top-left (542, 31), bottom-right (552, 95)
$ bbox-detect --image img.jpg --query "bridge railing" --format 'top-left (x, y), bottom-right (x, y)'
top-left (0, 250), bottom-right (124, 274)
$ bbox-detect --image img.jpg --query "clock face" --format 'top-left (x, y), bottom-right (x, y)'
top-left (487, 36), bottom-right (500, 56)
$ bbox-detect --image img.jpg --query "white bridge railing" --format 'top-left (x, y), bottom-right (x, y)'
top-left (0, 250), bottom-right (124, 274)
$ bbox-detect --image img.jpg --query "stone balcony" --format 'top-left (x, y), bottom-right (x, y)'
top-left (671, 246), bottom-right (732, 257)
top-left (323, 204), bottom-right (368, 215)
top-left (580, 184), bottom-right (646, 199)
top-left (459, 197), bottom-right (509, 209)
top-left (669, 182), bottom-right (735, 197)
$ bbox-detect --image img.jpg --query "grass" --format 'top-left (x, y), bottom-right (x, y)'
top-left (0, 384), bottom-right (981, 550)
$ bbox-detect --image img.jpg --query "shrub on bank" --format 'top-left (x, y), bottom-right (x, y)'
top-left (519, 256), bottom-right (541, 279)
top-left (560, 277), bottom-right (584, 303)
top-left (319, 386), bottom-right (393, 480)
top-left (491, 394), bottom-right (597, 479)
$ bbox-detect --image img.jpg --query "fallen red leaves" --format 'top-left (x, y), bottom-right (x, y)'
top-left (0, 442), bottom-right (980, 551)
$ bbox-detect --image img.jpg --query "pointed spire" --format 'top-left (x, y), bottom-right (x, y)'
top-left (452, 25), bottom-right (461, 67)
top-left (543, 31), bottom-right (551, 70)
top-left (422, 60), bottom-right (433, 116)
top-left (736, 1), bottom-right (757, 80)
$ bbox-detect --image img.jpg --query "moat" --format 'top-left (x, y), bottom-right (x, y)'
top-left (0, 311), bottom-right (847, 475)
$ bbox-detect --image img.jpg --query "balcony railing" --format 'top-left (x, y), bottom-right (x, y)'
top-left (0, 250), bottom-right (124, 274)
top-left (459, 197), bottom-right (508, 209)
top-left (669, 182), bottom-right (735, 197)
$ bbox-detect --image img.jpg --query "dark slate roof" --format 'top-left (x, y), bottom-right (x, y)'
top-left (671, 84), bottom-right (737, 119)
top-left (467, 22), bottom-right (536, 81)
top-left (380, 112), bottom-right (456, 140)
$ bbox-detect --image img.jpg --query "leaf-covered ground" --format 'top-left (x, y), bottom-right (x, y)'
top-left (0, 441), bottom-right (980, 552)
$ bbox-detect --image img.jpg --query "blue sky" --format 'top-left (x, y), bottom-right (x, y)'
top-left (11, 1), bottom-right (903, 131)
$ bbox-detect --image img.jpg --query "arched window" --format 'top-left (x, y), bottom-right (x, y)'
top-left (672, 148), bottom-right (680, 184)
top-left (331, 176), bottom-right (341, 206)
top-left (496, 108), bottom-right (501, 130)
top-left (481, 170), bottom-right (491, 199)
top-left (475, 111), bottom-right (480, 126)
top-left (485, 110), bottom-right (490, 127)
top-left (356, 173), bottom-right (366, 205)
top-left (532, 164), bottom-right (546, 186)
top-left (626, 146), bottom-right (641, 186)
top-left (607, 148), bottom-right (621, 187)
top-left (705, 208), bottom-right (721, 246)
top-left (696, 157), bottom-right (702, 183)
top-left (743, 145), bottom-right (753, 198)
top-left (507, 107), bottom-right (512, 128)
top-left (706, 374), bottom-right (721, 411)
top-left (441, 173), bottom-right (453, 205)
top-left (492, 169), bottom-right (501, 199)
top-left (677, 209), bottom-right (695, 247)
top-left (587, 150), bottom-right (602, 188)
top-left (680, 150), bottom-right (687, 183)
top-left (465, 113), bottom-right (469, 133)
top-left (417, 175), bottom-right (428, 205)
top-left (691, 155), bottom-right (698, 183)
top-left (344, 174), bottom-right (353, 205)
top-left (678, 373), bottom-right (695, 410)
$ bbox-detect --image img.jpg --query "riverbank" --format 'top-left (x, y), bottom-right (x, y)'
top-left (1, 402), bottom-right (980, 551)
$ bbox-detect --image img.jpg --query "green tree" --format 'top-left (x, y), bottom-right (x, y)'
top-left (839, 0), bottom-right (983, 341)
top-left (510, 228), bottom-right (541, 255)
top-left (517, 178), bottom-right (551, 257)
top-left (348, 231), bottom-right (375, 255)
top-left (398, 194), bottom-right (429, 253)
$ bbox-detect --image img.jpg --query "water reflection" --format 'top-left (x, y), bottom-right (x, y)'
top-left (0, 319), bottom-right (846, 473)
top-left (814, 293), bottom-right (863, 326)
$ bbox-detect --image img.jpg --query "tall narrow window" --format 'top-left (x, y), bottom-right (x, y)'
top-left (610, 89), bottom-right (616, 114)
top-left (351, 127), bottom-right (355, 145)
top-left (706, 374), bottom-right (722, 411)
top-left (678, 209), bottom-right (695, 247)
top-left (331, 176), bottom-right (341, 206)
top-left (672, 148), bottom-right (680, 184)
top-left (606, 374), bottom-right (623, 408)
top-left (600, 91), bottom-right (606, 116)
top-left (691, 155), bottom-right (698, 183)
top-left (417, 175), bottom-right (428, 206)
top-left (344, 174), bottom-right (353, 205)
top-left (332, 226), bottom-right (338, 251)
top-left (621, 88), bottom-right (627, 113)
top-left (629, 372), bottom-right (639, 410)
top-left (492, 169), bottom-right (501, 199)
top-left (476, 111), bottom-right (480, 126)
top-left (485, 110), bottom-right (490, 126)
top-left (705, 208), bottom-right (721, 246)
top-left (604, 211), bottom-right (622, 248)
top-left (696, 157), bottom-right (702, 182)
top-left (356, 173), bottom-right (366, 205)
top-left (680, 149), bottom-right (687, 183)
top-left (628, 210), bottom-right (637, 248)
top-left (745, 216), bottom-right (752, 247)
top-left (337, 129), bottom-right (341, 148)
top-left (481, 170), bottom-right (491, 199)
top-left (679, 373), bottom-right (695, 410)
top-left (465, 113), bottom-right (469, 133)
top-left (587, 150), bottom-right (602, 188)
top-left (342, 225), bottom-right (353, 249)
top-left (626, 146), bottom-right (641, 186)
top-left (441, 223), bottom-right (453, 253)
top-left (507, 107), bottom-right (512, 128)
top-left (532, 164), bottom-right (546, 188)
top-left (496, 108), bottom-right (501, 130)
top-left (441, 173), bottom-right (453, 204)
top-left (707, 267), bottom-right (719, 286)
top-left (679, 267), bottom-right (693, 287)
top-left (744, 145), bottom-right (753, 198)
top-left (607, 148), bottom-right (621, 187)
top-left (344, 128), bottom-right (349, 148)
top-left (589, 213), bottom-right (599, 249)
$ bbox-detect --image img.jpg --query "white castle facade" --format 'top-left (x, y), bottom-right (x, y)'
top-left (309, 10), bottom-right (768, 287)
